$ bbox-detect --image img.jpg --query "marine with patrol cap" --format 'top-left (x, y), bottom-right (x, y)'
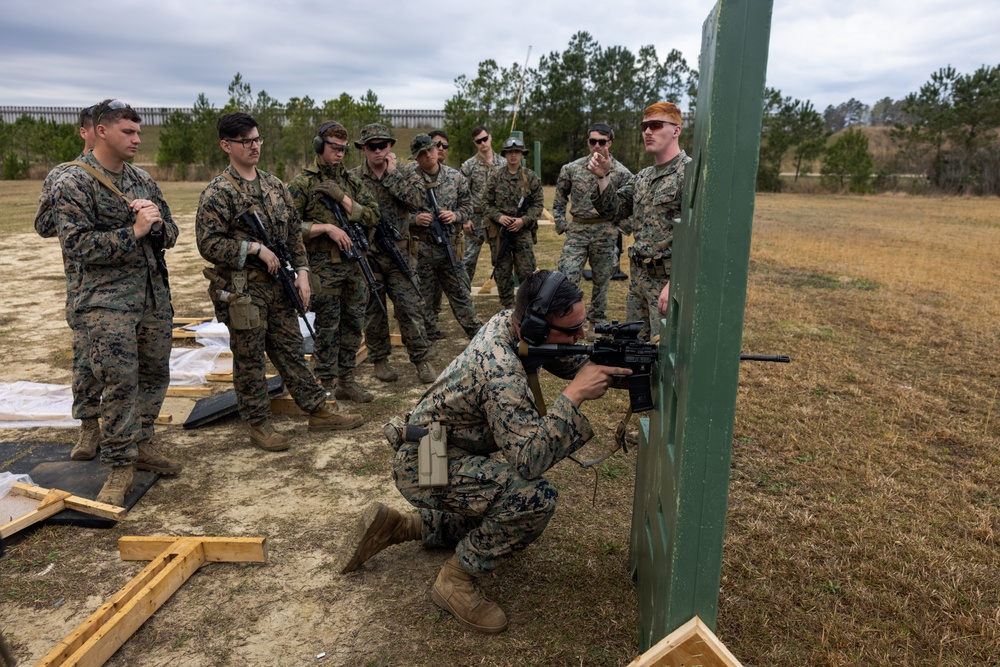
top-left (399, 133), bottom-right (482, 340)
top-left (483, 135), bottom-right (544, 309)
top-left (350, 123), bottom-right (437, 384)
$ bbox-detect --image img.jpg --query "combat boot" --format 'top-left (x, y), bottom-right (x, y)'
top-left (96, 464), bottom-right (134, 507)
top-left (373, 359), bottom-right (399, 382)
top-left (70, 417), bottom-right (101, 461)
top-left (248, 420), bottom-right (290, 452)
top-left (136, 440), bottom-right (183, 474)
top-left (309, 404), bottom-right (363, 431)
top-left (334, 373), bottom-right (374, 403)
top-left (339, 502), bottom-right (422, 574)
top-left (431, 554), bottom-right (509, 634)
top-left (416, 361), bottom-right (437, 384)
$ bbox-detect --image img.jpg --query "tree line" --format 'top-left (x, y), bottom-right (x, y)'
top-left (2, 47), bottom-right (999, 195)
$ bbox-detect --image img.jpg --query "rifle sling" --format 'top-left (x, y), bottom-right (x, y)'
top-left (70, 160), bottom-right (131, 204)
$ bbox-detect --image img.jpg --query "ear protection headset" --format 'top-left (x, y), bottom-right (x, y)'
top-left (519, 271), bottom-right (568, 346)
top-left (313, 121), bottom-right (341, 154)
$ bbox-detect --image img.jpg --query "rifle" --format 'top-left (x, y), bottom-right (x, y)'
top-left (426, 187), bottom-right (465, 281)
top-left (521, 320), bottom-right (791, 413)
top-left (235, 207), bottom-right (316, 339)
top-left (374, 217), bottom-right (419, 289)
top-left (489, 196), bottom-right (532, 282)
top-left (148, 222), bottom-right (170, 290)
top-left (316, 193), bottom-right (387, 317)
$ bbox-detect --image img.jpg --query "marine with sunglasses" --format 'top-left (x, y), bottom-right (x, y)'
top-left (588, 102), bottom-right (691, 340)
top-left (337, 270), bottom-right (631, 634)
top-left (459, 125), bottom-right (505, 285)
top-left (553, 122), bottom-right (633, 333)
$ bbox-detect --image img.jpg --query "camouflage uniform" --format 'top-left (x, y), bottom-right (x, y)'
top-left (460, 151), bottom-right (506, 284)
top-left (483, 165), bottom-right (543, 309)
top-left (554, 155), bottom-right (632, 325)
top-left (52, 152), bottom-right (175, 466)
top-left (593, 150), bottom-right (690, 340)
top-left (393, 310), bottom-right (592, 574)
top-left (399, 162), bottom-right (482, 339)
top-left (35, 158), bottom-right (103, 421)
top-left (350, 159), bottom-right (432, 366)
top-left (196, 165), bottom-right (328, 423)
top-left (287, 160), bottom-right (378, 383)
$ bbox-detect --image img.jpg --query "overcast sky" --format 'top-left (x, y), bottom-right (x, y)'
top-left (1, 0), bottom-right (997, 115)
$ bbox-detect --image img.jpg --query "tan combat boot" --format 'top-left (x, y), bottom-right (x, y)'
top-left (416, 361), bottom-right (437, 384)
top-left (248, 420), bottom-right (290, 451)
top-left (70, 417), bottom-right (101, 461)
top-left (309, 404), bottom-right (363, 431)
top-left (136, 440), bottom-right (183, 474)
top-left (338, 502), bottom-right (422, 574)
top-left (96, 464), bottom-right (134, 507)
top-left (431, 554), bottom-right (509, 634)
top-left (334, 373), bottom-right (374, 403)
top-left (373, 359), bottom-right (399, 382)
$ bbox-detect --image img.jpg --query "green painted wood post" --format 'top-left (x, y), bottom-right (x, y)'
top-left (628, 0), bottom-right (774, 650)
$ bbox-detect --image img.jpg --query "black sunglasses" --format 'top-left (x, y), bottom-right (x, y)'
top-left (474, 135), bottom-right (490, 145)
top-left (96, 99), bottom-right (128, 126)
top-left (365, 140), bottom-right (391, 151)
top-left (641, 120), bottom-right (679, 133)
top-left (588, 138), bottom-right (609, 147)
top-left (436, 141), bottom-right (450, 150)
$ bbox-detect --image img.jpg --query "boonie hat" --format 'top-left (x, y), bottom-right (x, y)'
top-left (354, 123), bottom-right (396, 149)
top-left (410, 133), bottom-right (437, 157)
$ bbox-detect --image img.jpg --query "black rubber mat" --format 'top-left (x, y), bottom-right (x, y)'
top-left (183, 375), bottom-right (285, 429)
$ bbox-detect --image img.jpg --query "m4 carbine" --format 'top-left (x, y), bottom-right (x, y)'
top-left (489, 196), bottom-right (532, 282)
top-left (426, 186), bottom-right (465, 281)
top-left (521, 320), bottom-right (791, 413)
top-left (236, 206), bottom-right (316, 339)
top-left (316, 193), bottom-right (387, 316)
top-left (374, 217), bottom-right (419, 289)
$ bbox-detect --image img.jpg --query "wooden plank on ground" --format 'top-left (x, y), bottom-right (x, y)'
top-left (625, 616), bottom-right (743, 667)
top-left (119, 536), bottom-right (267, 563)
top-left (172, 317), bottom-right (213, 325)
top-left (154, 414), bottom-right (173, 425)
top-left (1, 482), bottom-right (125, 539)
top-left (165, 386), bottom-right (212, 398)
top-left (35, 536), bottom-right (266, 667)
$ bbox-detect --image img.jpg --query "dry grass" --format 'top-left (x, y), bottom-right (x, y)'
top-left (1, 184), bottom-right (998, 666)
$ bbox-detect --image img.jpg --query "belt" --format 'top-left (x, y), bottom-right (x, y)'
top-left (572, 216), bottom-right (607, 224)
top-left (216, 266), bottom-right (271, 283)
top-left (473, 206), bottom-right (484, 214)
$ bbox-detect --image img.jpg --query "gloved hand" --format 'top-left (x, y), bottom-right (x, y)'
top-left (315, 180), bottom-right (346, 203)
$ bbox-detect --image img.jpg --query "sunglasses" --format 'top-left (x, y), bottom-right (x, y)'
top-left (474, 135), bottom-right (491, 145)
top-left (96, 99), bottom-right (128, 126)
top-left (641, 120), bottom-right (679, 133)
top-left (365, 140), bottom-right (391, 151)
top-left (548, 319), bottom-right (586, 336)
top-left (324, 140), bottom-right (349, 153)
top-left (226, 136), bottom-right (265, 149)
top-left (436, 141), bottom-right (450, 150)
top-left (588, 138), bottom-right (609, 147)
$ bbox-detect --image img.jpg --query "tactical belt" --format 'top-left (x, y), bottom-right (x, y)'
top-left (216, 266), bottom-right (271, 283)
top-left (629, 254), bottom-right (670, 280)
top-left (572, 216), bottom-right (607, 224)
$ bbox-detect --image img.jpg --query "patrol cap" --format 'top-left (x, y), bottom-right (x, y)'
top-left (410, 133), bottom-right (437, 157)
top-left (354, 123), bottom-right (396, 149)
top-left (500, 136), bottom-right (529, 156)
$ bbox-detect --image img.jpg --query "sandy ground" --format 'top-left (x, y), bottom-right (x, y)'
top-left (1, 215), bottom-right (486, 665)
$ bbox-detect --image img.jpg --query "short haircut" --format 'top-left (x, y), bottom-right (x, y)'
top-left (643, 102), bottom-right (682, 126)
top-left (471, 125), bottom-right (489, 139)
top-left (513, 270), bottom-right (584, 326)
top-left (217, 112), bottom-right (258, 140)
top-left (429, 129), bottom-right (449, 141)
top-left (94, 98), bottom-right (140, 126)
top-left (318, 120), bottom-right (348, 141)
top-left (79, 105), bottom-right (95, 129)
top-left (588, 122), bottom-right (613, 140)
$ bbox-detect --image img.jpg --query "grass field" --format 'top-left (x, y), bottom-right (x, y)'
top-left (0, 183), bottom-right (997, 666)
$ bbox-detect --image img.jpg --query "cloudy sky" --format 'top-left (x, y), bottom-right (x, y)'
top-left (1, 0), bottom-right (997, 114)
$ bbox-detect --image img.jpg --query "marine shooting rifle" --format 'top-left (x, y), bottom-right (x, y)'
top-left (235, 206), bottom-right (316, 339)
top-left (316, 193), bottom-right (387, 317)
top-left (426, 186), bottom-right (465, 282)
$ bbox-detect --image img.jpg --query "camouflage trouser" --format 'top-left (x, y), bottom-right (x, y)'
top-left (416, 241), bottom-right (481, 339)
top-left (311, 256), bottom-right (368, 382)
top-left (557, 222), bottom-right (619, 324)
top-left (214, 281), bottom-right (327, 424)
top-left (462, 218), bottom-right (487, 285)
top-left (365, 250), bottom-right (431, 364)
top-left (393, 442), bottom-right (558, 574)
top-left (627, 259), bottom-right (671, 341)
top-left (81, 295), bottom-right (171, 466)
top-left (489, 229), bottom-right (536, 309)
top-left (68, 309), bottom-right (103, 420)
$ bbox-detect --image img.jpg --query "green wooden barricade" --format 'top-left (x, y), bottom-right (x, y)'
top-left (629, 0), bottom-right (774, 650)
